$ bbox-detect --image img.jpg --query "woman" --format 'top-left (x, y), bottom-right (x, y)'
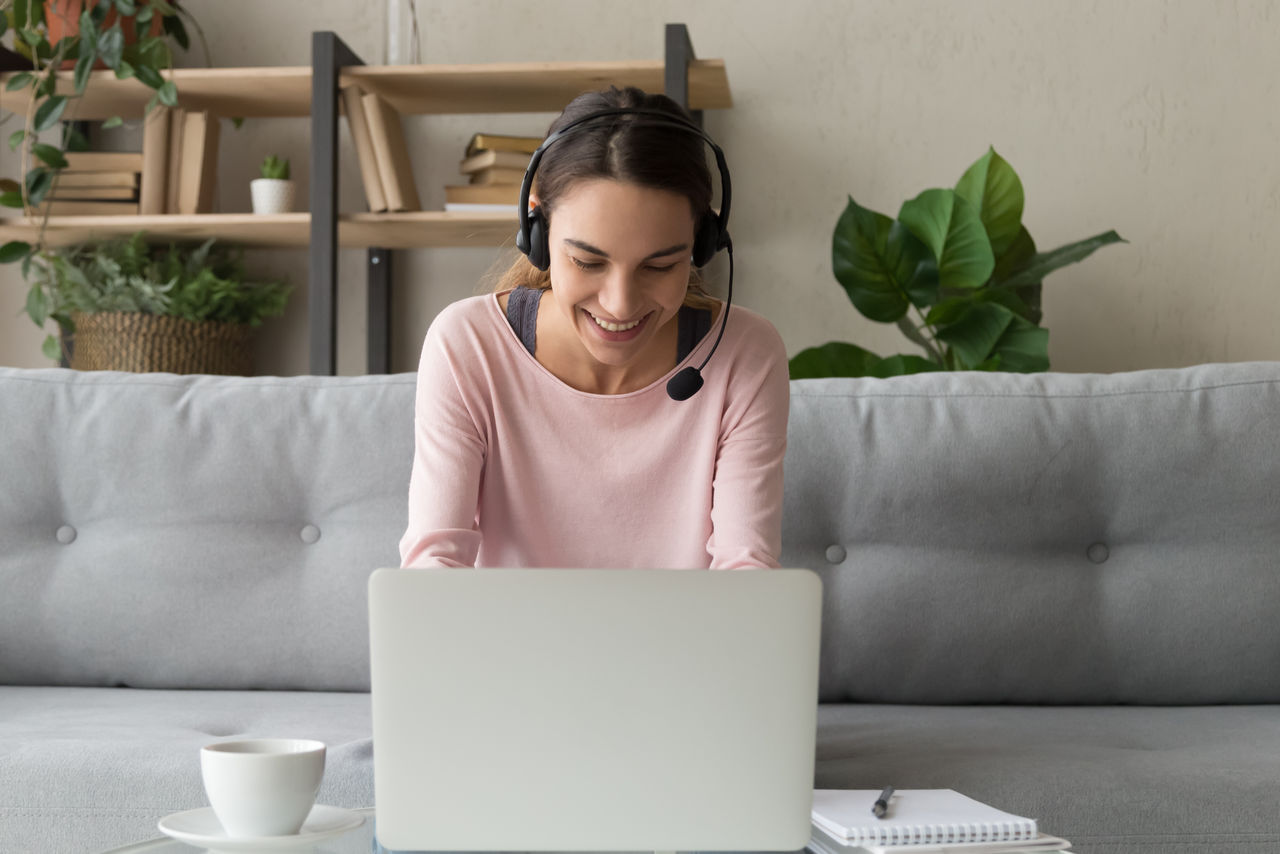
top-left (399, 86), bottom-right (789, 570)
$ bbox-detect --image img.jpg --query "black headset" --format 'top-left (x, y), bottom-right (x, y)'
top-left (514, 107), bottom-right (734, 401)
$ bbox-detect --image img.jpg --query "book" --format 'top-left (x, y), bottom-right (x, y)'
top-left (47, 185), bottom-right (138, 201)
top-left (459, 148), bottom-right (532, 174)
top-left (176, 110), bottom-right (220, 215)
top-left (812, 790), bottom-right (1039, 848)
top-left (468, 166), bottom-right (525, 186)
top-left (464, 132), bottom-right (542, 158)
top-left (51, 171), bottom-right (139, 189)
top-left (362, 92), bottom-right (421, 212)
top-left (62, 151), bottom-right (144, 172)
top-left (34, 200), bottom-right (141, 216)
top-left (139, 106), bottom-right (170, 215)
top-left (808, 822), bottom-right (1072, 854)
top-left (444, 183), bottom-right (519, 206)
top-left (165, 107), bottom-right (186, 215)
top-left (341, 86), bottom-right (389, 213)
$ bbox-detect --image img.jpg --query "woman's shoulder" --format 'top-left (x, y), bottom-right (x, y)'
top-left (722, 302), bottom-right (787, 360)
top-left (428, 293), bottom-right (503, 339)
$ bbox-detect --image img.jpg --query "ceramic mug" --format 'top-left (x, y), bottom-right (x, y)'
top-left (200, 738), bottom-right (326, 837)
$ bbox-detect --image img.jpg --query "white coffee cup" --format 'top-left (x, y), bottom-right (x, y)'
top-left (200, 738), bottom-right (326, 837)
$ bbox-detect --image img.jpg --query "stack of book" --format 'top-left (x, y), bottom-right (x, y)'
top-left (342, 86), bottom-right (421, 213)
top-left (442, 132), bottom-right (540, 213)
top-left (138, 107), bottom-right (220, 215)
top-left (39, 152), bottom-right (142, 216)
top-left (808, 789), bottom-right (1072, 854)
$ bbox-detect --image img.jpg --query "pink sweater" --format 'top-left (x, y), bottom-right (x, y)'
top-left (399, 292), bottom-right (790, 569)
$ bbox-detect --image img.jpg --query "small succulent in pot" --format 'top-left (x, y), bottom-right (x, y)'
top-left (250, 154), bottom-right (294, 214)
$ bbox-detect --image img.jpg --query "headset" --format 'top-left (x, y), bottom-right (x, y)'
top-left (515, 107), bottom-right (734, 401)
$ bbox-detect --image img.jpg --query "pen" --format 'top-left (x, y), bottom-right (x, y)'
top-left (872, 786), bottom-right (894, 819)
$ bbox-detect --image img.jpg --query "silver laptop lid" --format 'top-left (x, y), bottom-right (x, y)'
top-left (368, 568), bottom-right (822, 852)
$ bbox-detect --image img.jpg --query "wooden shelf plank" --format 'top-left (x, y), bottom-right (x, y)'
top-left (0, 59), bottom-right (731, 120)
top-left (0, 211), bottom-right (518, 249)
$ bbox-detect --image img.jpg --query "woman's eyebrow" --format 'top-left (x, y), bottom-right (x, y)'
top-left (564, 238), bottom-right (691, 261)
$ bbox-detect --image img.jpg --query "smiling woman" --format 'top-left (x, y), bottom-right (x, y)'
top-left (398, 86), bottom-right (790, 572)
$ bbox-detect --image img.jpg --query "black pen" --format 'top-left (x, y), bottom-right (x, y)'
top-left (872, 786), bottom-right (894, 818)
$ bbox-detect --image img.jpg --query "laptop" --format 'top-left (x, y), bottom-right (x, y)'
top-left (368, 567), bottom-right (823, 852)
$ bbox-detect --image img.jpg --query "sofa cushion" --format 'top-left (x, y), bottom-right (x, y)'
top-left (0, 368), bottom-right (414, 691)
top-left (815, 702), bottom-right (1280, 854)
top-left (783, 363), bottom-right (1280, 704)
top-left (0, 686), bottom-right (374, 852)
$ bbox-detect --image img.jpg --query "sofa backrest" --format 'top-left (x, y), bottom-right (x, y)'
top-left (4, 363), bottom-right (1279, 702)
top-left (784, 362), bottom-right (1280, 705)
top-left (0, 368), bottom-right (412, 692)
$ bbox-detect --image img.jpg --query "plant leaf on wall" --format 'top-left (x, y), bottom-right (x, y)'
top-left (788, 341), bottom-right (940, 379)
top-left (898, 189), bottom-right (994, 291)
top-left (934, 300), bottom-right (1013, 368)
top-left (955, 147), bottom-right (1024, 258)
top-left (991, 224), bottom-right (1042, 325)
top-left (832, 196), bottom-right (939, 323)
top-left (997, 230), bottom-right (1127, 290)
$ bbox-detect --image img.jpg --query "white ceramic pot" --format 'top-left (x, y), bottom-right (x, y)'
top-left (250, 178), bottom-right (296, 215)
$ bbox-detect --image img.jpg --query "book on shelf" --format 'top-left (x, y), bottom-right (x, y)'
top-left (34, 200), bottom-right (141, 216)
top-left (341, 86), bottom-right (389, 213)
top-left (467, 165), bottom-right (526, 186)
top-left (809, 790), bottom-right (1065, 853)
top-left (444, 183), bottom-right (520, 206)
top-left (362, 92), bottom-right (421, 212)
top-left (459, 148), bottom-right (531, 174)
top-left (176, 110), bottom-right (220, 215)
top-left (464, 132), bottom-right (542, 158)
top-left (139, 106), bottom-right (171, 214)
top-left (165, 107), bottom-right (186, 214)
top-left (443, 202), bottom-right (519, 214)
top-left (52, 171), bottom-right (139, 189)
top-left (62, 151), bottom-right (144, 173)
top-left (47, 185), bottom-right (138, 201)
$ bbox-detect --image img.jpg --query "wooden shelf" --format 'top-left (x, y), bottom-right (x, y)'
top-left (0, 211), bottom-right (519, 249)
top-left (0, 59), bottom-right (732, 120)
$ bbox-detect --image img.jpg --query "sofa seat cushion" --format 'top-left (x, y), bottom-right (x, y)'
top-left (0, 686), bottom-right (373, 853)
top-left (817, 703), bottom-right (1280, 854)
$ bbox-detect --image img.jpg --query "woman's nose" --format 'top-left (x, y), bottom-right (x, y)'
top-left (596, 271), bottom-right (644, 319)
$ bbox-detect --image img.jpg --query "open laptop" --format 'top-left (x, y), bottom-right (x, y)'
top-left (368, 567), bottom-right (823, 852)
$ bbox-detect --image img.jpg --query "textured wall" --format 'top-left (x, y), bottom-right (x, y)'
top-left (2, 0), bottom-right (1278, 374)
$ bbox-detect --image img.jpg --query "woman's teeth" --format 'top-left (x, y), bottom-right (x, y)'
top-left (590, 312), bottom-right (642, 332)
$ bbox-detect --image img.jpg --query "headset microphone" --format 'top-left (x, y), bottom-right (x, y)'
top-left (666, 238), bottom-right (733, 401)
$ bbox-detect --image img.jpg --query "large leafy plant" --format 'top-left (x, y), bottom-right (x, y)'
top-left (789, 148), bottom-right (1125, 378)
top-left (25, 231), bottom-right (290, 359)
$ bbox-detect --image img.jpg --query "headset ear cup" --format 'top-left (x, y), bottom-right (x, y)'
top-left (691, 213), bottom-right (720, 268)
top-left (526, 207), bottom-right (551, 271)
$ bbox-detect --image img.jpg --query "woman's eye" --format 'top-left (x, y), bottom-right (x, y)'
top-left (647, 264), bottom-right (678, 274)
top-left (571, 258), bottom-right (602, 271)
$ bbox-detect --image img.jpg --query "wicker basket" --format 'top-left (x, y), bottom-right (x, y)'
top-left (67, 312), bottom-right (254, 375)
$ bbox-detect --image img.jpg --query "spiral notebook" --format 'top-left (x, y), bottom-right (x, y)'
top-left (811, 789), bottom-right (1039, 848)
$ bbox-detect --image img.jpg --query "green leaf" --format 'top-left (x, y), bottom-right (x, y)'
top-left (789, 341), bottom-right (942, 379)
top-left (998, 230), bottom-right (1127, 290)
top-left (955, 147), bottom-right (1024, 259)
top-left (74, 46), bottom-right (97, 92)
top-left (134, 63), bottom-right (164, 89)
top-left (0, 15), bottom-right (6, 39)
top-left (163, 13), bottom-right (190, 51)
top-left (32, 143), bottom-right (68, 169)
top-left (832, 196), bottom-right (939, 324)
top-left (42, 334), bottom-right (62, 362)
top-left (34, 95), bottom-right (69, 132)
top-left (156, 80), bottom-right (178, 107)
top-left (117, 0), bottom-right (139, 14)
top-left (0, 191), bottom-right (25, 208)
top-left (102, 116), bottom-right (124, 129)
top-left (989, 316), bottom-right (1050, 372)
top-left (5, 72), bottom-right (34, 91)
top-left (115, 60), bottom-right (136, 80)
top-left (26, 281), bottom-right (48, 326)
top-left (898, 188), bottom-right (995, 291)
top-left (935, 301), bottom-right (1014, 369)
top-left (0, 241), bottom-right (32, 263)
top-left (97, 25), bottom-right (125, 69)
top-left (25, 167), bottom-right (54, 204)
top-left (8, 130), bottom-right (26, 151)
top-left (14, 0), bottom-right (29, 30)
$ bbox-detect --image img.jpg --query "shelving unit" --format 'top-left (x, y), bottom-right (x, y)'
top-left (0, 24), bottom-right (731, 374)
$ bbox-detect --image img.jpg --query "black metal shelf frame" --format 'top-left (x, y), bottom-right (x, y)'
top-left (306, 23), bottom-right (706, 376)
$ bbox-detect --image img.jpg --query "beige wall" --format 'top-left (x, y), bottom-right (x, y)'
top-left (3, 0), bottom-right (1279, 374)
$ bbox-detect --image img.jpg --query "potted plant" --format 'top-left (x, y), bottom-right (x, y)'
top-left (250, 154), bottom-right (294, 214)
top-left (0, 1), bottom-right (199, 256)
top-left (789, 147), bottom-right (1127, 378)
top-left (23, 230), bottom-right (290, 374)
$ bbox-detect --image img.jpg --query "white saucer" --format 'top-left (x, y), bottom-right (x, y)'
top-left (157, 804), bottom-right (365, 851)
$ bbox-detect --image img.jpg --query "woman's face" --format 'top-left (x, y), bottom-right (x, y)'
top-left (541, 178), bottom-right (696, 384)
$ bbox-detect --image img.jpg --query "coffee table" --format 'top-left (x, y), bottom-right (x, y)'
top-left (100, 806), bottom-right (376, 853)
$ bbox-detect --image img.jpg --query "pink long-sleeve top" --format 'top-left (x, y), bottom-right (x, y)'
top-left (398, 291), bottom-right (790, 569)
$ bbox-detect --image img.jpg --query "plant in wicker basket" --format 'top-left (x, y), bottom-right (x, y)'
top-left (22, 231), bottom-right (290, 374)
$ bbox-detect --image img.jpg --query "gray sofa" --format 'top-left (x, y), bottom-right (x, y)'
top-left (1, 362), bottom-right (1278, 854)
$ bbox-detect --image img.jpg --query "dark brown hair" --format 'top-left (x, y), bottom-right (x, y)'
top-left (494, 86), bottom-right (717, 307)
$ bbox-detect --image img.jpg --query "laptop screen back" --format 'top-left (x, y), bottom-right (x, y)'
top-left (368, 568), bottom-right (822, 852)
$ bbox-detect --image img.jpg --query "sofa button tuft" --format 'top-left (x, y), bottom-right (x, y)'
top-left (825, 544), bottom-right (847, 565)
top-left (56, 525), bottom-right (77, 545)
top-left (1086, 542), bottom-right (1110, 564)
top-left (300, 525), bottom-right (321, 545)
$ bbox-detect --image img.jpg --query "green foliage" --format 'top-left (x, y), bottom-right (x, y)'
top-left (790, 148), bottom-right (1127, 379)
top-left (259, 155), bottom-right (290, 180)
top-left (20, 232), bottom-right (292, 358)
